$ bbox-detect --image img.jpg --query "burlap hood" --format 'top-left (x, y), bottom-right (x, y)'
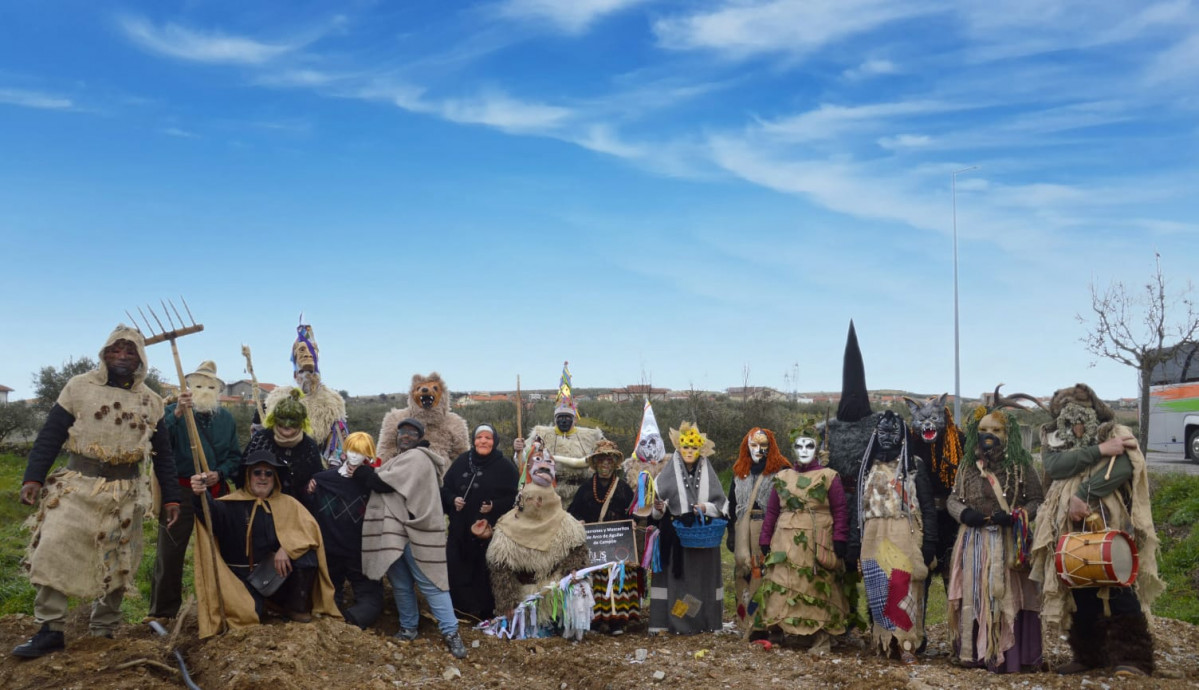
top-left (85, 324), bottom-right (152, 389)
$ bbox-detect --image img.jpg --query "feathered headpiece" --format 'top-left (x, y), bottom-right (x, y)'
top-left (669, 421), bottom-right (715, 458)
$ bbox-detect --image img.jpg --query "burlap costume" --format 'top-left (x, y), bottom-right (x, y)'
top-left (25, 326), bottom-right (170, 601)
top-left (1030, 421), bottom-right (1164, 628)
top-left (757, 467), bottom-right (851, 635)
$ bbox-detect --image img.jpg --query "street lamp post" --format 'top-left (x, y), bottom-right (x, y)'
top-left (952, 166), bottom-right (978, 422)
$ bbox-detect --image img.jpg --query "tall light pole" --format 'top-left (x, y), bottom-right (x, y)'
top-left (952, 166), bottom-right (978, 422)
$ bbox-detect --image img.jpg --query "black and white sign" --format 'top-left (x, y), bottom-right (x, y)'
top-left (583, 520), bottom-right (638, 566)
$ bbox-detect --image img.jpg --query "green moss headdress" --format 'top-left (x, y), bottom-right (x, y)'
top-left (266, 388), bottom-right (313, 434)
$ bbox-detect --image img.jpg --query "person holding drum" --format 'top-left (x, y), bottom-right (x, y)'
top-left (945, 390), bottom-right (1045, 673)
top-left (1030, 384), bottom-right (1165, 678)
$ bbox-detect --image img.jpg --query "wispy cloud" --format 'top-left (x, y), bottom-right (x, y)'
top-left (843, 58), bottom-right (899, 80)
top-left (496, 0), bottom-right (652, 34)
top-left (119, 15), bottom-right (311, 64)
top-left (0, 87), bottom-right (73, 110)
top-left (161, 127), bottom-right (198, 138)
top-left (654, 0), bottom-right (943, 58)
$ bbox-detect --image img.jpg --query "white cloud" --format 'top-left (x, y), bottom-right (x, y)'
top-left (756, 100), bottom-right (967, 143)
top-left (843, 58), bottom-right (899, 80)
top-left (878, 133), bottom-right (932, 149)
top-left (654, 0), bottom-right (942, 58)
top-left (119, 16), bottom-right (306, 64)
top-left (439, 91), bottom-right (573, 131)
top-left (161, 127), bottom-right (198, 138)
top-left (0, 87), bottom-right (73, 110)
top-left (497, 0), bottom-right (651, 34)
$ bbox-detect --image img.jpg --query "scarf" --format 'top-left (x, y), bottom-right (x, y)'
top-left (653, 451), bottom-right (726, 517)
top-left (273, 428), bottom-right (303, 448)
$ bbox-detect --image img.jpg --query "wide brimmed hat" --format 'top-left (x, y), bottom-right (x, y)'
top-left (243, 449), bottom-right (287, 469)
top-left (186, 360), bottom-right (223, 386)
top-left (586, 439), bottom-right (623, 467)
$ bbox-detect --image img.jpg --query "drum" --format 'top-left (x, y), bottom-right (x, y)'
top-left (1054, 529), bottom-right (1139, 588)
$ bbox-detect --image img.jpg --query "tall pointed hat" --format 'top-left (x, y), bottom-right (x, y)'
top-left (836, 320), bottom-right (872, 422)
top-left (553, 360), bottom-right (577, 417)
top-left (633, 398), bottom-right (665, 464)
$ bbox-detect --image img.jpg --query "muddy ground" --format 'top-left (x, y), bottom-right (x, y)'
top-left (1, 605), bottom-right (1197, 690)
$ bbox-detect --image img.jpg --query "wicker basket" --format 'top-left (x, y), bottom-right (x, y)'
top-left (672, 514), bottom-right (727, 549)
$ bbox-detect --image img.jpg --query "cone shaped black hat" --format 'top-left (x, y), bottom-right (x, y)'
top-left (836, 320), bottom-right (872, 422)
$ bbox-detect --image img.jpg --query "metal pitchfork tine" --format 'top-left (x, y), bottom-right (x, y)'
top-left (127, 298), bottom-right (228, 633)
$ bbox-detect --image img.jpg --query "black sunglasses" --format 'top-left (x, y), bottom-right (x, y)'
top-left (251, 469), bottom-right (275, 478)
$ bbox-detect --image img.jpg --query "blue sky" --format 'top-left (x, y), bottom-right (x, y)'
top-left (1, 0), bottom-right (1196, 403)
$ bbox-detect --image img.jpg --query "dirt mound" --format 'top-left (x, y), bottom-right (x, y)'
top-left (2, 611), bottom-right (1198, 689)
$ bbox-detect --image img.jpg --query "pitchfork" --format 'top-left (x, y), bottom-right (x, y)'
top-left (126, 297), bottom-right (228, 633)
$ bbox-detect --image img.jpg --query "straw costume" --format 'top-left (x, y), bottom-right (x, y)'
top-left (520, 362), bottom-right (604, 503)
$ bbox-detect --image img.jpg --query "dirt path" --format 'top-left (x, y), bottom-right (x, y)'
top-left (1, 609), bottom-right (1196, 689)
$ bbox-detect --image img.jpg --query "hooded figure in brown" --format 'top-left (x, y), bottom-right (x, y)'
top-left (15, 325), bottom-right (182, 658)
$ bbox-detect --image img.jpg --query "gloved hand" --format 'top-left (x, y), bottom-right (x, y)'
top-left (760, 544), bottom-right (771, 557)
top-left (959, 508), bottom-right (987, 528)
top-left (833, 540), bottom-right (847, 560)
top-left (922, 543), bottom-right (937, 567)
top-left (990, 510), bottom-right (1014, 527)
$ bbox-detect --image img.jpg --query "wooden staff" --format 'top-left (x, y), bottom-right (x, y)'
top-left (515, 375), bottom-right (523, 441)
top-left (132, 301), bottom-right (228, 633)
top-left (241, 344), bottom-right (267, 424)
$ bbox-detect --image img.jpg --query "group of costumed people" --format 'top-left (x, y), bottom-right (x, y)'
top-left (10, 322), bottom-right (1166, 680)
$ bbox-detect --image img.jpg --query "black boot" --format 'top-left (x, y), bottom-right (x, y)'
top-left (12, 625), bottom-right (65, 659)
top-left (275, 568), bottom-right (316, 623)
top-left (1109, 613), bottom-right (1155, 676)
top-left (1057, 618), bottom-right (1107, 673)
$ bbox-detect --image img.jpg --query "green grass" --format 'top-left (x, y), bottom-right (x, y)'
top-left (1149, 472), bottom-right (1199, 624)
top-left (0, 453), bottom-right (193, 623)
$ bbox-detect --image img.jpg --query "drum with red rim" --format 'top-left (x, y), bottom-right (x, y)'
top-left (1054, 529), bottom-right (1139, 588)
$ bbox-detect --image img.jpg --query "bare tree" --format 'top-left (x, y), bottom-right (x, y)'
top-left (1078, 254), bottom-right (1199, 446)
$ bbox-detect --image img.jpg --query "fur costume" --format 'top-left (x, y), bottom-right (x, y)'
top-left (487, 481), bottom-right (589, 615)
top-left (524, 423), bottom-right (604, 503)
top-left (377, 372), bottom-right (469, 466)
top-left (825, 322), bottom-right (881, 490)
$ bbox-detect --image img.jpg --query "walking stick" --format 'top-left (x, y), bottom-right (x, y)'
top-left (241, 344), bottom-right (267, 424)
top-left (515, 375), bottom-right (525, 478)
top-left (128, 298), bottom-right (228, 633)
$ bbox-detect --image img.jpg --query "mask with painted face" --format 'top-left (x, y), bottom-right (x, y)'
top-left (555, 413), bottom-right (575, 433)
top-left (747, 429), bottom-right (769, 463)
top-left (874, 411), bottom-right (904, 453)
top-left (528, 450), bottom-right (557, 487)
top-left (977, 411), bottom-right (1007, 460)
top-left (793, 436), bottom-right (818, 465)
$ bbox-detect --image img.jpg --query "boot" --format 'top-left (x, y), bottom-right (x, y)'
top-left (443, 631), bottom-right (468, 659)
top-left (283, 568), bottom-right (316, 623)
top-left (12, 625), bottom-right (65, 659)
top-left (1057, 618), bottom-right (1106, 673)
top-left (1108, 614), bottom-right (1155, 676)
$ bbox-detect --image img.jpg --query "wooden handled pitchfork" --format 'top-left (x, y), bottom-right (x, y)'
top-left (127, 297), bottom-right (228, 633)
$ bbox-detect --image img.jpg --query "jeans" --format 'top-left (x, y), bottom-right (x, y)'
top-left (386, 546), bottom-right (458, 636)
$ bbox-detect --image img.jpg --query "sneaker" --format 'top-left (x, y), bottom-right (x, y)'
top-left (443, 631), bottom-right (468, 659)
top-left (395, 628), bottom-right (418, 642)
top-left (12, 625), bottom-right (65, 659)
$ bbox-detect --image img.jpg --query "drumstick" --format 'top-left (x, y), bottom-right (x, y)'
top-left (1103, 455), bottom-right (1117, 480)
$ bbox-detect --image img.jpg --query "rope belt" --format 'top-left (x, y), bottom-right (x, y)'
top-left (67, 453), bottom-right (140, 481)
